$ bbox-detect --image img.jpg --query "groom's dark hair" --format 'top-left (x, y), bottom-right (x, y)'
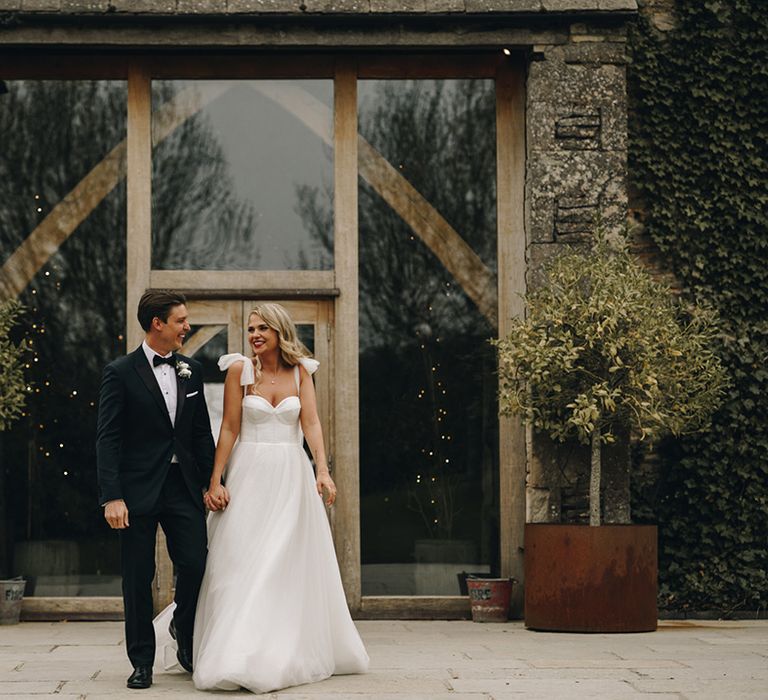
top-left (137, 289), bottom-right (188, 332)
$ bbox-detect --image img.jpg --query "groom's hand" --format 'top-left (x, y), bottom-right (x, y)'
top-left (104, 499), bottom-right (130, 529)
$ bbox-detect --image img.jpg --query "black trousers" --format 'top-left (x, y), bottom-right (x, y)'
top-left (119, 463), bottom-right (207, 668)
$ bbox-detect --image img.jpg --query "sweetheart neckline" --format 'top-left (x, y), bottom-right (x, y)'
top-left (243, 394), bottom-right (300, 410)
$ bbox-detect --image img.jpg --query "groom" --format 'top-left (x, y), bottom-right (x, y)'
top-left (97, 290), bottom-right (217, 690)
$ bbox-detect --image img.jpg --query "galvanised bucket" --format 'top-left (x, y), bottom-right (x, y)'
top-left (467, 577), bottom-right (514, 622)
top-left (0, 578), bottom-right (25, 625)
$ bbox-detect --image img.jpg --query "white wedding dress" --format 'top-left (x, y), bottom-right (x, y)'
top-left (153, 354), bottom-right (369, 693)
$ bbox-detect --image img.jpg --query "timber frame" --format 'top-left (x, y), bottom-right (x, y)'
top-left (3, 50), bottom-right (526, 620)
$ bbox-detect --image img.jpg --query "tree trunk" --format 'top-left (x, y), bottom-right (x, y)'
top-left (589, 426), bottom-right (601, 527)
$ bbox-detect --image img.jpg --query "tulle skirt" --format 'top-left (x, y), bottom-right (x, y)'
top-left (154, 439), bottom-right (368, 693)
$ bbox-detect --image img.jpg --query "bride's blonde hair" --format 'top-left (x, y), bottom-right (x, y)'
top-left (248, 303), bottom-right (312, 384)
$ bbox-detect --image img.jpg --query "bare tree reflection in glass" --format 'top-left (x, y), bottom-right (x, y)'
top-left (0, 81), bottom-right (128, 586)
top-left (297, 79), bottom-right (501, 594)
top-left (0, 79), bottom-right (258, 592)
top-left (152, 82), bottom-right (259, 271)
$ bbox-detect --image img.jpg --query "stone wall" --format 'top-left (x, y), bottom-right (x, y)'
top-left (636, 0), bottom-right (676, 32)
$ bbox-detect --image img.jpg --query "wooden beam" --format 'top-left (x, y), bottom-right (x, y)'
top-left (0, 52), bottom-right (503, 81)
top-left (0, 54), bottom-right (129, 78)
top-left (332, 58), bottom-right (361, 613)
top-left (126, 61), bottom-right (152, 350)
top-left (357, 596), bottom-right (471, 620)
top-left (495, 60), bottom-right (527, 619)
top-left (356, 53), bottom-right (502, 79)
top-left (176, 288), bottom-right (340, 300)
top-left (181, 324), bottom-right (226, 357)
top-left (0, 134), bottom-right (126, 302)
top-left (150, 270), bottom-right (335, 291)
top-left (357, 137), bottom-right (498, 328)
top-left (127, 61), bottom-right (173, 612)
top-left (316, 301), bottom-right (334, 482)
top-left (20, 596), bottom-right (124, 621)
top-left (148, 54), bottom-right (336, 79)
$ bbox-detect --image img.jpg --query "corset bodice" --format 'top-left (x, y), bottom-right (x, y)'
top-left (239, 395), bottom-right (302, 445)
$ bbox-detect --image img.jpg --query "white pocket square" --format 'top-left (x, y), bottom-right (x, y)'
top-left (185, 391), bottom-right (199, 398)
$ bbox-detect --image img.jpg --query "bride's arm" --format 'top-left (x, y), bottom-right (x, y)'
top-left (206, 363), bottom-right (243, 511)
top-left (298, 365), bottom-right (336, 506)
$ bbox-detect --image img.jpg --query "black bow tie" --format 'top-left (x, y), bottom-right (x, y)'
top-left (153, 354), bottom-right (175, 368)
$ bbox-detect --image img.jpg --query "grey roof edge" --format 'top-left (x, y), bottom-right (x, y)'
top-left (0, 1), bottom-right (639, 18)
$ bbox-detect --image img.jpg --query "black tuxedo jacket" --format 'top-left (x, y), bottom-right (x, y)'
top-left (96, 347), bottom-right (215, 515)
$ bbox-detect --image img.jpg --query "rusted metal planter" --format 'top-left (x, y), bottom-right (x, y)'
top-left (524, 523), bottom-right (657, 633)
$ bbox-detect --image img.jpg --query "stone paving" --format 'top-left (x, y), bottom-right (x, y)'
top-left (0, 619), bottom-right (766, 699)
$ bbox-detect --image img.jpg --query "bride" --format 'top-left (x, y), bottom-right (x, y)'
top-left (154, 303), bottom-right (369, 693)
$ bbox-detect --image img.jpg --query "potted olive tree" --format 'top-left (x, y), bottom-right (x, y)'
top-left (0, 299), bottom-right (28, 624)
top-left (495, 232), bottom-right (726, 632)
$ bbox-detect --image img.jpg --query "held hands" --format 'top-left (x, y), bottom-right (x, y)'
top-left (104, 499), bottom-right (130, 529)
top-left (316, 470), bottom-right (337, 507)
top-left (205, 482), bottom-right (230, 512)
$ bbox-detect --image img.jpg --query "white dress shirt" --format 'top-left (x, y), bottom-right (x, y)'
top-left (142, 340), bottom-right (179, 462)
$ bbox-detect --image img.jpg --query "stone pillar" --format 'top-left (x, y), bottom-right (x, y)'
top-left (525, 19), bottom-right (631, 523)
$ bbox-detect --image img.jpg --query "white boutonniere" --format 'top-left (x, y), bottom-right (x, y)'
top-left (176, 360), bottom-right (192, 379)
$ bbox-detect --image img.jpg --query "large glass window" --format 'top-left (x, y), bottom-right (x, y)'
top-left (151, 80), bottom-right (334, 271)
top-left (0, 80), bottom-right (127, 595)
top-left (354, 79), bottom-right (500, 595)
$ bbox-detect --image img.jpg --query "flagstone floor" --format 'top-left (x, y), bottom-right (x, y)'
top-left (0, 619), bottom-right (766, 698)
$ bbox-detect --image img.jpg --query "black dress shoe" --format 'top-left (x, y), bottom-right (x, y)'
top-left (126, 665), bottom-right (152, 689)
top-left (169, 618), bottom-right (194, 673)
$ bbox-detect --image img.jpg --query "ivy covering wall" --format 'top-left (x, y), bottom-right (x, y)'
top-left (629, 0), bottom-right (768, 613)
